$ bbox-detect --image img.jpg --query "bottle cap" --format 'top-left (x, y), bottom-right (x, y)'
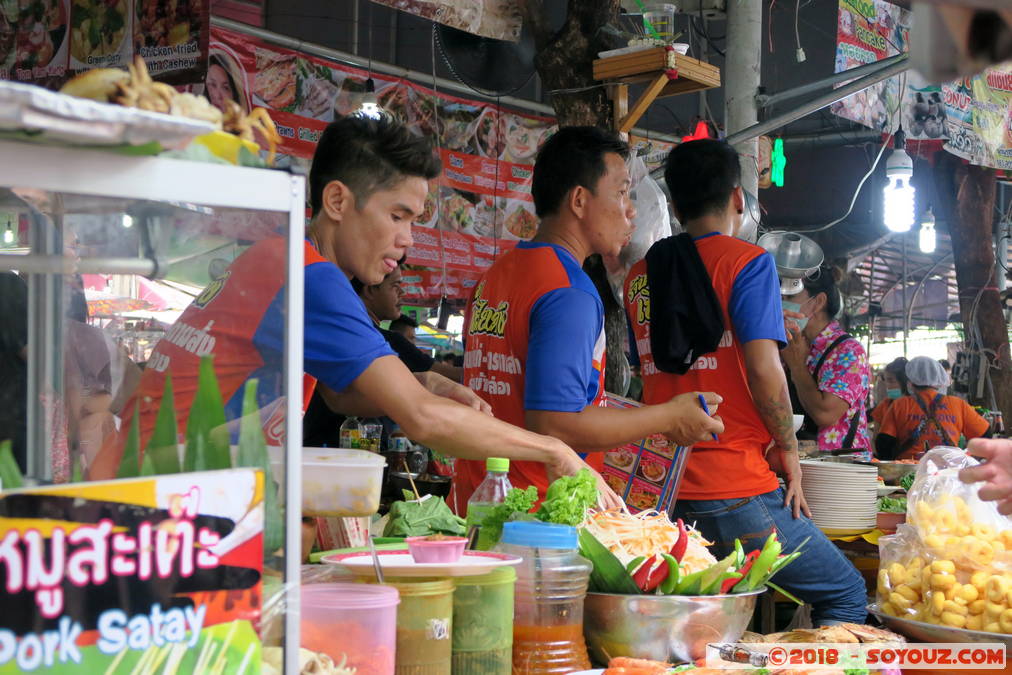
top-left (486, 457), bottom-right (509, 473)
top-left (501, 521), bottom-right (577, 550)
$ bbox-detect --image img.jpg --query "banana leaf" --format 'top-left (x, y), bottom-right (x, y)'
top-left (116, 403), bottom-right (141, 479)
top-left (236, 379), bottom-right (283, 553)
top-left (0, 440), bottom-right (23, 490)
top-left (146, 373), bottom-right (182, 474)
top-left (185, 356), bottom-right (230, 471)
top-left (578, 528), bottom-right (640, 594)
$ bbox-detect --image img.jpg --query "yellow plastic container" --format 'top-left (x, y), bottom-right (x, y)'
top-left (371, 577), bottom-right (455, 675)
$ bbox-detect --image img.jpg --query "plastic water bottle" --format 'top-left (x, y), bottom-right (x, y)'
top-left (339, 416), bottom-right (362, 449)
top-left (466, 457), bottom-right (512, 550)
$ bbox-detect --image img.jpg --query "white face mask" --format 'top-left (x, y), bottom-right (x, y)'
top-left (782, 297), bottom-right (814, 331)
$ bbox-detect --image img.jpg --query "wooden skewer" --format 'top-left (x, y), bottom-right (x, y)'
top-left (401, 457), bottom-right (421, 500)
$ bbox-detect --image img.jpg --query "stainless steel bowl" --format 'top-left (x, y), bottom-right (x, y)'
top-left (584, 589), bottom-right (764, 664)
top-left (856, 460), bottom-right (917, 484)
top-left (868, 604), bottom-right (1012, 650)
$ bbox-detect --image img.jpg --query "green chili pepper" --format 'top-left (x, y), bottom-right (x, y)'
top-left (675, 569), bottom-right (706, 595)
top-left (768, 550), bottom-right (803, 576)
top-left (743, 533), bottom-right (781, 591)
top-left (659, 553), bottom-right (680, 595)
top-left (734, 539), bottom-right (745, 568)
top-left (626, 556), bottom-right (646, 575)
top-left (700, 553), bottom-right (738, 595)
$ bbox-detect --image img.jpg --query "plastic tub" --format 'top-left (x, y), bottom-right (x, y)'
top-left (301, 583), bottom-right (399, 675)
top-left (276, 447), bottom-right (385, 516)
top-left (643, 3), bottom-right (677, 42)
top-left (452, 566), bottom-right (515, 675)
top-left (371, 577), bottom-right (455, 675)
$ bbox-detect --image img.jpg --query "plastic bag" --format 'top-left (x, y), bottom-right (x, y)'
top-left (604, 155), bottom-right (674, 305)
top-left (877, 446), bottom-right (1012, 633)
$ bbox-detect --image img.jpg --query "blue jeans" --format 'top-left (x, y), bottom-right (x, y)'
top-left (673, 488), bottom-right (867, 626)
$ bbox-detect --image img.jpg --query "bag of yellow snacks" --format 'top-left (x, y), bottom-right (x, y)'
top-left (877, 446), bottom-right (1012, 634)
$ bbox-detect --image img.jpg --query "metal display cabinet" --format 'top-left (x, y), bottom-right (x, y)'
top-left (0, 138), bottom-right (305, 674)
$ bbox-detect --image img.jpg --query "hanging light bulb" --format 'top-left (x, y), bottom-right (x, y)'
top-left (883, 127), bottom-right (915, 233)
top-left (919, 207), bottom-right (936, 253)
top-left (122, 214), bottom-right (134, 229)
top-left (2, 220), bottom-right (13, 245)
top-left (355, 78), bottom-right (383, 120)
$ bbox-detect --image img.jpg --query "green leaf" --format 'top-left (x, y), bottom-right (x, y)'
top-left (577, 528), bottom-right (640, 595)
top-left (237, 379), bottom-right (283, 553)
top-left (71, 454), bottom-right (83, 484)
top-left (146, 373), bottom-right (181, 475)
top-left (117, 403), bottom-right (141, 479)
top-left (139, 451), bottom-right (156, 476)
top-left (478, 485), bottom-right (538, 547)
top-left (767, 580), bottom-right (804, 605)
top-left (535, 468), bottom-right (597, 526)
top-left (383, 495), bottom-right (467, 538)
top-left (0, 440), bottom-right (24, 490)
top-left (185, 356), bottom-right (231, 471)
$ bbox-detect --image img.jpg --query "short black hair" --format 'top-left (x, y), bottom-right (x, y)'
top-left (310, 115), bottom-right (441, 217)
top-left (389, 314), bottom-right (419, 330)
top-left (802, 265), bottom-right (842, 319)
top-left (530, 126), bottom-right (629, 218)
top-left (664, 139), bottom-right (741, 221)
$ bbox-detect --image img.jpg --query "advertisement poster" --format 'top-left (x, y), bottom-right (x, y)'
top-left (0, 469), bottom-right (264, 673)
top-left (943, 67), bottom-right (1012, 171)
top-left (0, 0), bottom-right (209, 86)
top-left (832, 0), bottom-right (949, 144)
top-left (208, 25), bottom-right (553, 303)
top-left (597, 393), bottom-right (688, 514)
top-left (369, 0), bottom-right (522, 42)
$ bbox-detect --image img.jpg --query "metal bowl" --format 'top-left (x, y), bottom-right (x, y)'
top-left (584, 589), bottom-right (764, 664)
top-left (868, 604), bottom-right (1012, 650)
top-left (857, 460), bottom-right (917, 485)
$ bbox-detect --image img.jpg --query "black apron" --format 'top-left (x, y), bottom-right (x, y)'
top-left (897, 393), bottom-right (954, 459)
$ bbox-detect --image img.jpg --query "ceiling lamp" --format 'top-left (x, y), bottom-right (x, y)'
top-left (355, 78), bottom-right (383, 120)
top-left (883, 127), bottom-right (915, 233)
top-left (919, 207), bottom-right (936, 254)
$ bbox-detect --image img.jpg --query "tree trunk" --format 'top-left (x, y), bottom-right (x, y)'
top-left (933, 152), bottom-right (1012, 420)
top-left (520, 0), bottom-right (630, 393)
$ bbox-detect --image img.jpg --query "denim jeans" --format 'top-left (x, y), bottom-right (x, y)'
top-left (673, 487), bottom-right (868, 626)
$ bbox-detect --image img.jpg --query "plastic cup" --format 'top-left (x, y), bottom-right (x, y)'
top-left (301, 583), bottom-right (399, 675)
top-left (643, 3), bottom-right (677, 42)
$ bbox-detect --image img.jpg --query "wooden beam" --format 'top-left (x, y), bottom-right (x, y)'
top-left (618, 73), bottom-right (669, 133)
top-left (610, 84), bottom-right (629, 134)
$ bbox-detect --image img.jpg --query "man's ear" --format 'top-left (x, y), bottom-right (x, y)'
top-left (567, 185), bottom-right (588, 220)
top-left (321, 180), bottom-right (354, 223)
top-left (731, 186), bottom-right (745, 215)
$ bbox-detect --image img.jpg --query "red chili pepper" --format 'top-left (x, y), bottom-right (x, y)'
top-left (670, 518), bottom-right (688, 562)
top-left (719, 572), bottom-right (744, 594)
top-left (632, 554), bottom-right (670, 592)
top-left (728, 549), bottom-right (761, 593)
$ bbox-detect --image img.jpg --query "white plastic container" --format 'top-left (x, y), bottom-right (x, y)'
top-left (272, 447), bottom-right (386, 517)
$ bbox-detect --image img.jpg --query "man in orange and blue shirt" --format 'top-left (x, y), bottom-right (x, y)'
top-left (625, 139), bottom-right (866, 625)
top-left (454, 126), bottom-right (724, 505)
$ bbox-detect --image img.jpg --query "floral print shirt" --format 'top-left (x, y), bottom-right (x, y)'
top-left (806, 321), bottom-right (872, 452)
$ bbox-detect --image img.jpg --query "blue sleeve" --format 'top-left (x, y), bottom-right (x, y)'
top-left (257, 261), bottom-right (394, 394)
top-left (729, 253), bottom-right (787, 347)
top-left (626, 314), bottom-right (640, 368)
top-left (525, 287), bottom-right (602, 412)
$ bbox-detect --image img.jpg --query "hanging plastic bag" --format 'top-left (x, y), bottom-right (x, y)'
top-left (604, 155), bottom-right (674, 305)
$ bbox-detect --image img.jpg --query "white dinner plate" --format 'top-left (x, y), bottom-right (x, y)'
top-left (322, 549), bottom-right (522, 577)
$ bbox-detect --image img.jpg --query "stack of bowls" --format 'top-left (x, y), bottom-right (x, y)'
top-left (800, 459), bottom-right (879, 534)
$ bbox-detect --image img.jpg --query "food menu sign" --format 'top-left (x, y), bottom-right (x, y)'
top-left (597, 393), bottom-right (688, 515)
top-left (0, 469), bottom-right (263, 673)
top-left (369, 0), bottom-right (522, 42)
top-left (0, 0), bottom-right (208, 86)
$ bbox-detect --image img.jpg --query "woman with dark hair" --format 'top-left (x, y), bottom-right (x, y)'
top-left (205, 55), bottom-right (243, 112)
top-left (780, 266), bottom-right (873, 453)
top-left (871, 357), bottom-right (909, 428)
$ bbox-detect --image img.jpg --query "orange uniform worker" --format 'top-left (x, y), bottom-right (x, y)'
top-left (876, 356), bottom-right (990, 459)
top-left (870, 357), bottom-right (908, 428)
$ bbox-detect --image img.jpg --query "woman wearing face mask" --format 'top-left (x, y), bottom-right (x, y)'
top-left (876, 356), bottom-right (990, 460)
top-left (870, 357), bottom-right (909, 429)
top-left (780, 266), bottom-right (872, 455)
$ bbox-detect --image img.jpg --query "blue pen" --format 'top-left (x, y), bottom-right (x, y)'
top-left (697, 393), bottom-right (719, 442)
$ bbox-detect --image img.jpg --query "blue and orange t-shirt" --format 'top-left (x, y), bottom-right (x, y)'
top-left (128, 238), bottom-right (393, 450)
top-left (625, 233), bottom-right (785, 500)
top-left (455, 241), bottom-right (606, 503)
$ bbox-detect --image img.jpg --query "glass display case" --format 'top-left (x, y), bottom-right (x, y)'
top-left (0, 138), bottom-right (305, 673)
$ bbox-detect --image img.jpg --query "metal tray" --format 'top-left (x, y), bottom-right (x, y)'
top-left (868, 604), bottom-right (1012, 649)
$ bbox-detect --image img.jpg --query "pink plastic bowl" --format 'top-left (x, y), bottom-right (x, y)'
top-left (405, 536), bottom-right (468, 563)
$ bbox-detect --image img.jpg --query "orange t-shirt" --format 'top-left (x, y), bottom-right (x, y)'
top-left (879, 389), bottom-right (990, 459)
top-left (871, 399), bottom-right (893, 428)
top-left (453, 243), bottom-right (606, 507)
top-left (624, 234), bottom-right (783, 500)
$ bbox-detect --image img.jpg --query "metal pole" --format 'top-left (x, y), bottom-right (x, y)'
top-left (902, 236), bottom-right (909, 357)
top-left (209, 17), bottom-right (686, 144)
top-left (725, 55), bottom-right (909, 146)
top-left (724, 0), bottom-right (762, 197)
top-left (351, 0), bottom-right (359, 56)
top-left (0, 254), bottom-right (158, 276)
top-left (757, 54), bottom-right (908, 109)
top-left (782, 130), bottom-right (883, 150)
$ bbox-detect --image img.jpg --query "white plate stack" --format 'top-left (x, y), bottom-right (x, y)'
top-left (800, 460), bottom-right (879, 532)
